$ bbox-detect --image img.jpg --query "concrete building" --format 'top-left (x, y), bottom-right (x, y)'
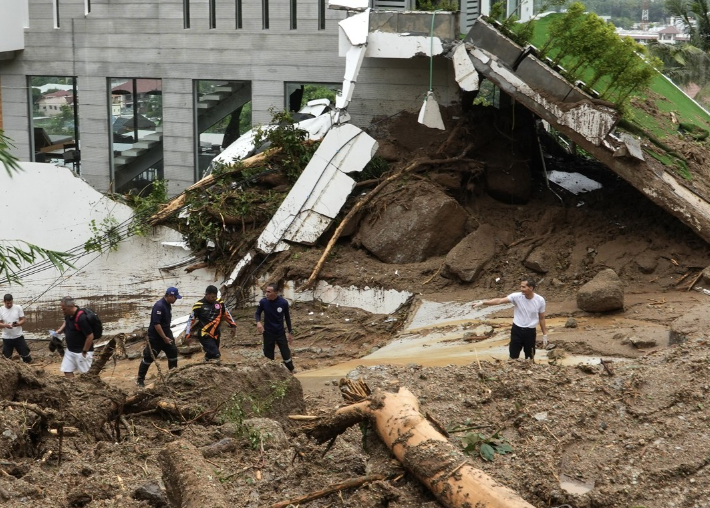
top-left (0, 0), bottom-right (496, 196)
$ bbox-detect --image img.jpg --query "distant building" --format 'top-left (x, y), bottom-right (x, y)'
top-left (36, 90), bottom-right (75, 116)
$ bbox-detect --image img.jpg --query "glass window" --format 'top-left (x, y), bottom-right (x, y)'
top-left (29, 76), bottom-right (80, 172)
top-left (284, 82), bottom-right (339, 112)
top-left (109, 78), bottom-right (163, 193)
top-left (194, 80), bottom-right (252, 180)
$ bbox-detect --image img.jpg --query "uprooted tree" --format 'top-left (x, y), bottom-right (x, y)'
top-left (303, 379), bottom-right (536, 508)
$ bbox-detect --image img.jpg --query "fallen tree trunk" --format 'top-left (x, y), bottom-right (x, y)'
top-left (149, 149), bottom-right (276, 225)
top-left (160, 440), bottom-right (230, 508)
top-left (87, 336), bottom-right (117, 376)
top-left (307, 386), bottom-right (535, 508)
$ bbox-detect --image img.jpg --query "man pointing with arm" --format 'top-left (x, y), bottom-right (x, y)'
top-left (473, 279), bottom-right (548, 361)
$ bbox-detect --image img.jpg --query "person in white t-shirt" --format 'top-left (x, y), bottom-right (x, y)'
top-left (0, 294), bottom-right (32, 363)
top-left (473, 279), bottom-right (548, 361)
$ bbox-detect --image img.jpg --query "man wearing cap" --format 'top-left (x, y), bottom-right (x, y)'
top-left (0, 294), bottom-right (32, 364)
top-left (185, 285), bottom-right (236, 361)
top-left (136, 287), bottom-right (182, 387)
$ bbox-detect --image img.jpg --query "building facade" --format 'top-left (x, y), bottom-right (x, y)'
top-left (0, 0), bottom-right (468, 196)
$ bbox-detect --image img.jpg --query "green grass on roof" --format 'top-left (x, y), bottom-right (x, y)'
top-left (526, 13), bottom-right (710, 151)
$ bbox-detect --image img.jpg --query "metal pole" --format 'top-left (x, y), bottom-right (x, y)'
top-left (132, 78), bottom-right (138, 143)
top-left (72, 77), bottom-right (80, 174)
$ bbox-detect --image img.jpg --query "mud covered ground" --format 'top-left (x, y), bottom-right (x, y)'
top-left (3, 106), bottom-right (710, 508)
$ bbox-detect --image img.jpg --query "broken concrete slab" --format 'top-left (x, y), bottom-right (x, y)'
top-left (548, 170), bottom-right (602, 194)
top-left (613, 133), bottom-right (645, 161)
top-left (256, 124), bottom-right (377, 254)
top-left (418, 91), bottom-right (446, 130)
top-left (453, 43), bottom-right (479, 92)
top-left (336, 44), bottom-right (367, 110)
top-left (339, 9), bottom-right (369, 46)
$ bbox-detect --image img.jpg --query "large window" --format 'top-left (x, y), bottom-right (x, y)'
top-left (109, 78), bottom-right (163, 193)
top-left (29, 76), bottom-right (80, 172)
top-left (194, 80), bottom-right (251, 180)
top-left (284, 82), bottom-right (339, 112)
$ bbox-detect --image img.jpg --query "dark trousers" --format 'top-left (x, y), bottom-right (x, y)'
top-left (137, 336), bottom-right (178, 381)
top-left (2, 336), bottom-right (32, 363)
top-left (263, 332), bottom-right (294, 371)
top-left (510, 324), bottom-right (536, 359)
top-left (199, 336), bottom-right (221, 360)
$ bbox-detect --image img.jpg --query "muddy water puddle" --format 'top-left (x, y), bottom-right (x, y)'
top-left (298, 300), bottom-right (630, 391)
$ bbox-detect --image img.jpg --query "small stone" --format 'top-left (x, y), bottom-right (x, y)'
top-left (132, 483), bottom-right (168, 508)
top-left (565, 318), bottom-right (578, 328)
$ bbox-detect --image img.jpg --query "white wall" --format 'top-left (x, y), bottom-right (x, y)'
top-left (0, 0), bottom-right (27, 53)
top-left (0, 162), bottom-right (215, 335)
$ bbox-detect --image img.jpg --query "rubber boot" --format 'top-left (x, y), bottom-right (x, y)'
top-left (168, 358), bottom-right (178, 370)
top-left (136, 360), bottom-right (150, 386)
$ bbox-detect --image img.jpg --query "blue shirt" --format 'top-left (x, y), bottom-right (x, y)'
top-left (149, 297), bottom-right (173, 341)
top-left (255, 296), bottom-right (292, 336)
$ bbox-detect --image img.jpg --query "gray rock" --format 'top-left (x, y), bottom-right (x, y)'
top-left (133, 483), bottom-right (168, 508)
top-left (442, 224), bottom-right (498, 283)
top-left (242, 418), bottom-right (288, 450)
top-left (430, 171), bottom-right (462, 191)
top-left (468, 324), bottom-right (494, 337)
top-left (635, 252), bottom-right (658, 274)
top-left (577, 269), bottom-right (624, 312)
top-left (524, 247), bottom-right (553, 274)
top-left (669, 306), bottom-right (710, 345)
top-left (629, 336), bottom-right (657, 348)
top-left (565, 318), bottom-right (578, 328)
top-left (356, 181), bottom-right (467, 263)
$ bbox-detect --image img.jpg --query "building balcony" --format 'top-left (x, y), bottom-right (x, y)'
top-left (0, 0), bottom-right (28, 59)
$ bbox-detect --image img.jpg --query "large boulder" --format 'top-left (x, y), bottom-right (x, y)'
top-left (577, 269), bottom-right (624, 312)
top-left (356, 181), bottom-right (467, 264)
top-left (524, 247), bottom-right (553, 274)
top-left (442, 224), bottom-right (498, 282)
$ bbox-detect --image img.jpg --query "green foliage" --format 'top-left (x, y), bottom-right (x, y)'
top-left (533, 3), bottom-right (657, 106)
top-left (301, 84), bottom-right (338, 107)
top-left (666, 0), bottom-right (710, 51)
top-left (123, 179), bottom-right (169, 236)
top-left (352, 156), bottom-right (390, 183)
top-left (0, 242), bottom-right (74, 285)
top-left (218, 381), bottom-right (290, 446)
top-left (416, 0), bottom-right (459, 10)
top-left (461, 430), bottom-right (513, 461)
top-left (0, 131), bottom-right (22, 176)
top-left (253, 108), bottom-right (315, 183)
top-left (84, 216), bottom-right (122, 253)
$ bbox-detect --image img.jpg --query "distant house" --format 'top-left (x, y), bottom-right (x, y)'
top-left (36, 90), bottom-right (74, 116)
top-left (657, 25), bottom-right (690, 44)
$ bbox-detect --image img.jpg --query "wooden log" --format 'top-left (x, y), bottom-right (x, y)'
top-left (160, 440), bottom-right (230, 508)
top-left (308, 387), bottom-right (535, 508)
top-left (87, 337), bottom-right (117, 376)
top-left (266, 474), bottom-right (386, 508)
top-left (200, 438), bottom-right (237, 458)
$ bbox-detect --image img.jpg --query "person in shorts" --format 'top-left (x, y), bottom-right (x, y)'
top-left (0, 294), bottom-right (32, 363)
top-left (56, 296), bottom-right (94, 377)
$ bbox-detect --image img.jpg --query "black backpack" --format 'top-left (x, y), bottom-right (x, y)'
top-left (74, 308), bottom-right (103, 340)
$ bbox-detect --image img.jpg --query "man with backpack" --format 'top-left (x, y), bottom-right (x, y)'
top-left (56, 296), bottom-right (98, 377)
top-left (136, 287), bottom-right (182, 387)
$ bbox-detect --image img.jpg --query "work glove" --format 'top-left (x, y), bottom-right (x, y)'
top-left (542, 335), bottom-right (549, 347)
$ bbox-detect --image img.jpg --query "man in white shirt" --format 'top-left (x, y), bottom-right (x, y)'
top-left (473, 279), bottom-right (548, 361)
top-left (0, 294), bottom-right (32, 363)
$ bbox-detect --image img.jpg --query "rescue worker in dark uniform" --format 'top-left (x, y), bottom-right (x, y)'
top-left (255, 283), bottom-right (296, 373)
top-left (185, 285), bottom-right (236, 361)
top-left (136, 287), bottom-right (182, 387)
